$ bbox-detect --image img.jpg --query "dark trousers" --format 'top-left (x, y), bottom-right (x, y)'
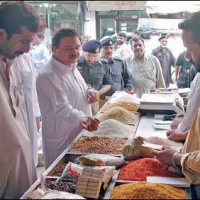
top-left (191, 184), bottom-right (200, 199)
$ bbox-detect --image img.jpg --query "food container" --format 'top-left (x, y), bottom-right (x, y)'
top-left (109, 181), bottom-right (188, 199)
top-left (68, 136), bottom-right (129, 156)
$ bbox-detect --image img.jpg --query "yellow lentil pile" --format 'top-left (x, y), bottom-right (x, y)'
top-left (110, 182), bottom-right (185, 199)
top-left (101, 101), bottom-right (139, 113)
top-left (97, 107), bottom-right (138, 125)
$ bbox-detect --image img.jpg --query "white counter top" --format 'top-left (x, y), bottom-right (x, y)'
top-left (135, 114), bottom-right (168, 139)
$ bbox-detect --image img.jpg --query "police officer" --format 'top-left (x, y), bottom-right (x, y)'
top-left (78, 39), bottom-right (113, 114)
top-left (100, 37), bottom-right (134, 97)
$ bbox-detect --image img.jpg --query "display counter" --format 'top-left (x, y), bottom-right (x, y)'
top-left (21, 93), bottom-right (190, 199)
top-left (135, 114), bottom-right (168, 139)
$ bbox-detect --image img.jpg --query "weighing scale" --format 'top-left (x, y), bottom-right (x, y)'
top-left (138, 92), bottom-right (185, 115)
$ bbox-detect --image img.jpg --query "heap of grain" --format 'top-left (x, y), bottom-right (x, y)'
top-left (110, 182), bottom-right (185, 199)
top-left (97, 107), bottom-right (138, 125)
top-left (69, 136), bottom-right (127, 155)
top-left (101, 101), bottom-right (139, 113)
top-left (118, 158), bottom-right (180, 181)
top-left (145, 136), bottom-right (183, 152)
top-left (110, 92), bottom-right (140, 104)
top-left (83, 119), bottom-right (133, 138)
top-left (45, 179), bottom-right (77, 193)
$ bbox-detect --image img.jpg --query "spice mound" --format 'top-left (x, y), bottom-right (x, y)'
top-left (83, 119), bottom-right (133, 138)
top-left (101, 101), bottom-right (139, 112)
top-left (49, 163), bottom-right (67, 176)
top-left (69, 136), bottom-right (128, 155)
top-left (118, 158), bottom-right (181, 181)
top-left (45, 179), bottom-right (77, 193)
top-left (97, 107), bottom-right (138, 125)
top-left (145, 136), bottom-right (183, 151)
top-left (110, 182), bottom-right (185, 199)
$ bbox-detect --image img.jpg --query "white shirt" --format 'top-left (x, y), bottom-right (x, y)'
top-left (0, 58), bottom-right (36, 199)
top-left (125, 54), bottom-right (166, 98)
top-left (10, 53), bottom-right (40, 167)
top-left (178, 73), bottom-right (200, 131)
top-left (29, 43), bottom-right (50, 76)
top-left (115, 42), bottom-right (133, 60)
top-left (36, 56), bottom-right (92, 169)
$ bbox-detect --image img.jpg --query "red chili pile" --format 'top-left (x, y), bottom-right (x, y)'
top-left (118, 158), bottom-right (181, 181)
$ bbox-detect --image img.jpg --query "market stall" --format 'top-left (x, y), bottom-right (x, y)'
top-left (21, 91), bottom-right (190, 199)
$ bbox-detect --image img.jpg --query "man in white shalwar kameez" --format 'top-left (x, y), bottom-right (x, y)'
top-left (36, 28), bottom-right (100, 169)
top-left (10, 53), bottom-right (41, 167)
top-left (0, 58), bottom-right (37, 199)
top-left (0, 1), bottom-right (45, 198)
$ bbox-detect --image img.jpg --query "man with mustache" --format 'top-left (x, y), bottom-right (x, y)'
top-left (36, 28), bottom-right (100, 169)
top-left (77, 39), bottom-right (113, 114)
top-left (153, 11), bottom-right (200, 199)
top-left (100, 37), bottom-right (133, 97)
top-left (125, 36), bottom-right (166, 98)
top-left (0, 1), bottom-right (45, 198)
top-left (152, 35), bottom-right (176, 87)
top-left (115, 32), bottom-right (132, 60)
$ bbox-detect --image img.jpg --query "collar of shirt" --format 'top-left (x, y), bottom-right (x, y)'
top-left (132, 53), bottom-right (146, 62)
top-left (101, 57), bottom-right (114, 64)
top-left (34, 43), bottom-right (43, 48)
top-left (108, 58), bottom-right (114, 64)
top-left (1, 57), bottom-right (14, 81)
top-left (159, 45), bottom-right (170, 52)
top-left (78, 55), bottom-right (102, 66)
top-left (51, 56), bottom-right (77, 74)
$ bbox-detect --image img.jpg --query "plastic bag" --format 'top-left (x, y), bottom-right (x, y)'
top-left (23, 188), bottom-right (85, 199)
top-left (59, 162), bottom-right (115, 190)
top-left (76, 153), bottom-right (126, 167)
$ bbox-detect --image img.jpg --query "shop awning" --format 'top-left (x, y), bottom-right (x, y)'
top-left (145, 1), bottom-right (200, 14)
top-left (86, 1), bottom-right (146, 11)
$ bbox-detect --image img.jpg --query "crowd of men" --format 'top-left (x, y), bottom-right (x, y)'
top-left (0, 1), bottom-right (200, 199)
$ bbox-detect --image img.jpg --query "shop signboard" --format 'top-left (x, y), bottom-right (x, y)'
top-left (86, 1), bottom-right (146, 11)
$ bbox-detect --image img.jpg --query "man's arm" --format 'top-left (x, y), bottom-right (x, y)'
top-left (122, 62), bottom-right (134, 92)
top-left (154, 56), bottom-right (166, 88)
top-left (98, 84), bottom-right (111, 99)
top-left (175, 65), bottom-right (180, 83)
top-left (99, 63), bottom-right (113, 99)
top-left (153, 146), bottom-right (200, 184)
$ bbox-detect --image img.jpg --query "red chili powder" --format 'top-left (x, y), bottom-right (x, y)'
top-left (118, 158), bottom-right (181, 181)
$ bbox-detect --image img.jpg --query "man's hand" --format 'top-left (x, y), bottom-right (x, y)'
top-left (153, 146), bottom-right (178, 165)
top-left (35, 116), bottom-right (41, 132)
top-left (87, 88), bottom-right (99, 104)
top-left (166, 129), bottom-right (188, 141)
top-left (170, 114), bottom-right (184, 129)
top-left (80, 116), bottom-right (100, 132)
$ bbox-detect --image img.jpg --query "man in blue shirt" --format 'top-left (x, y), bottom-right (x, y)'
top-left (100, 37), bottom-right (134, 97)
top-left (78, 40), bottom-right (113, 114)
top-left (175, 50), bottom-right (195, 88)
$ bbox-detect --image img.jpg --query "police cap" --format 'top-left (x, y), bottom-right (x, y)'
top-left (158, 35), bottom-right (168, 41)
top-left (100, 37), bottom-right (114, 46)
top-left (82, 39), bottom-right (102, 53)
